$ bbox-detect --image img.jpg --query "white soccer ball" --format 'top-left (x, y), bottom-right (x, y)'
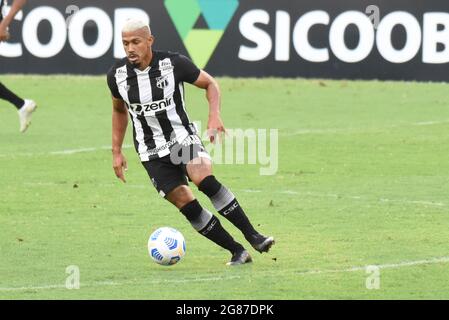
top-left (148, 227), bottom-right (186, 266)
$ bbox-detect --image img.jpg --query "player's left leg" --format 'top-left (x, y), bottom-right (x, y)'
top-left (0, 81), bottom-right (24, 109)
top-left (186, 156), bottom-right (275, 254)
top-left (0, 82), bottom-right (37, 133)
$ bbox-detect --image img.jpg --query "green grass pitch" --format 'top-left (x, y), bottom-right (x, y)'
top-left (1, 75), bottom-right (449, 299)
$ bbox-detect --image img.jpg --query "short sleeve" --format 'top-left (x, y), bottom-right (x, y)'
top-left (174, 54), bottom-right (201, 84)
top-left (107, 70), bottom-right (122, 99)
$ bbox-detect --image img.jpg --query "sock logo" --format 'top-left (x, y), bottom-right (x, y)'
top-left (164, 0), bottom-right (239, 69)
top-left (222, 202), bottom-right (239, 216)
top-left (201, 217), bottom-right (217, 235)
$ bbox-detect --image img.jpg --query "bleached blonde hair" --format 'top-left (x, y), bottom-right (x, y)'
top-left (122, 18), bottom-right (151, 34)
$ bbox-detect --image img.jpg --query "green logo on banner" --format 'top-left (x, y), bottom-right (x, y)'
top-left (164, 0), bottom-right (239, 68)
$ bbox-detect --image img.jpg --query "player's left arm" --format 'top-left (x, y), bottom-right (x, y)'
top-left (0, 0), bottom-right (27, 41)
top-left (193, 70), bottom-right (225, 143)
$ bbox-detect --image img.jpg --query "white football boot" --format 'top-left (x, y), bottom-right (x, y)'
top-left (18, 99), bottom-right (37, 133)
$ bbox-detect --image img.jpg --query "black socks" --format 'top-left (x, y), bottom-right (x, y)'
top-left (0, 82), bottom-right (24, 110)
top-left (180, 199), bottom-right (244, 253)
top-left (198, 175), bottom-right (258, 240)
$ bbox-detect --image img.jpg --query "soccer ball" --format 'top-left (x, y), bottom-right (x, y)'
top-left (147, 227), bottom-right (186, 266)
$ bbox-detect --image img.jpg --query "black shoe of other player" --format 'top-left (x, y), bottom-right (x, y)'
top-left (247, 234), bottom-right (275, 253)
top-left (226, 249), bottom-right (252, 266)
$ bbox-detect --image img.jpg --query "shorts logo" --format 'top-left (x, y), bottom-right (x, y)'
top-left (156, 76), bottom-right (169, 89)
top-left (151, 177), bottom-right (158, 188)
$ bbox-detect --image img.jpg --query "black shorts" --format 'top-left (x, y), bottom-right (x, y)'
top-left (141, 135), bottom-right (210, 198)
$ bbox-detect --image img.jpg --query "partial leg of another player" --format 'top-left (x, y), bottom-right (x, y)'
top-left (186, 156), bottom-right (275, 254)
top-left (166, 184), bottom-right (252, 266)
top-left (0, 82), bottom-right (37, 133)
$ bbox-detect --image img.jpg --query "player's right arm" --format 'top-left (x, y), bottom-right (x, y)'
top-left (0, 0), bottom-right (27, 41)
top-left (112, 96), bottom-right (128, 183)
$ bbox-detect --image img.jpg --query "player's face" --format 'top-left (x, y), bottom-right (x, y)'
top-left (122, 29), bottom-right (154, 67)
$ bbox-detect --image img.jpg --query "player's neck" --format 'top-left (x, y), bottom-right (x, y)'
top-left (136, 50), bottom-right (153, 71)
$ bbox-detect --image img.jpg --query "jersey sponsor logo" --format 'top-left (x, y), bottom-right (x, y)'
top-left (159, 59), bottom-right (174, 72)
top-left (115, 66), bottom-right (128, 85)
top-left (130, 97), bottom-right (173, 115)
top-left (159, 59), bottom-right (172, 68)
top-left (160, 66), bottom-right (174, 73)
top-left (147, 138), bottom-right (178, 156)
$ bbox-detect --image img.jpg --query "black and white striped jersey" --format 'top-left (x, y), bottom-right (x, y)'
top-left (107, 50), bottom-right (201, 161)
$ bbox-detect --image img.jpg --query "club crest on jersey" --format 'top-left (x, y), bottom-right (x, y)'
top-left (118, 83), bottom-right (130, 92)
top-left (156, 76), bottom-right (169, 89)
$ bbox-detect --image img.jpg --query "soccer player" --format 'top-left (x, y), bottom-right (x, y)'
top-left (107, 19), bottom-right (275, 266)
top-left (0, 0), bottom-right (37, 133)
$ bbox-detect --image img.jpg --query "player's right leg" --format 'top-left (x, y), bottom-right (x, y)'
top-left (185, 155), bottom-right (275, 254)
top-left (172, 134), bottom-right (275, 254)
top-left (141, 157), bottom-right (251, 265)
top-left (0, 82), bottom-right (37, 133)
